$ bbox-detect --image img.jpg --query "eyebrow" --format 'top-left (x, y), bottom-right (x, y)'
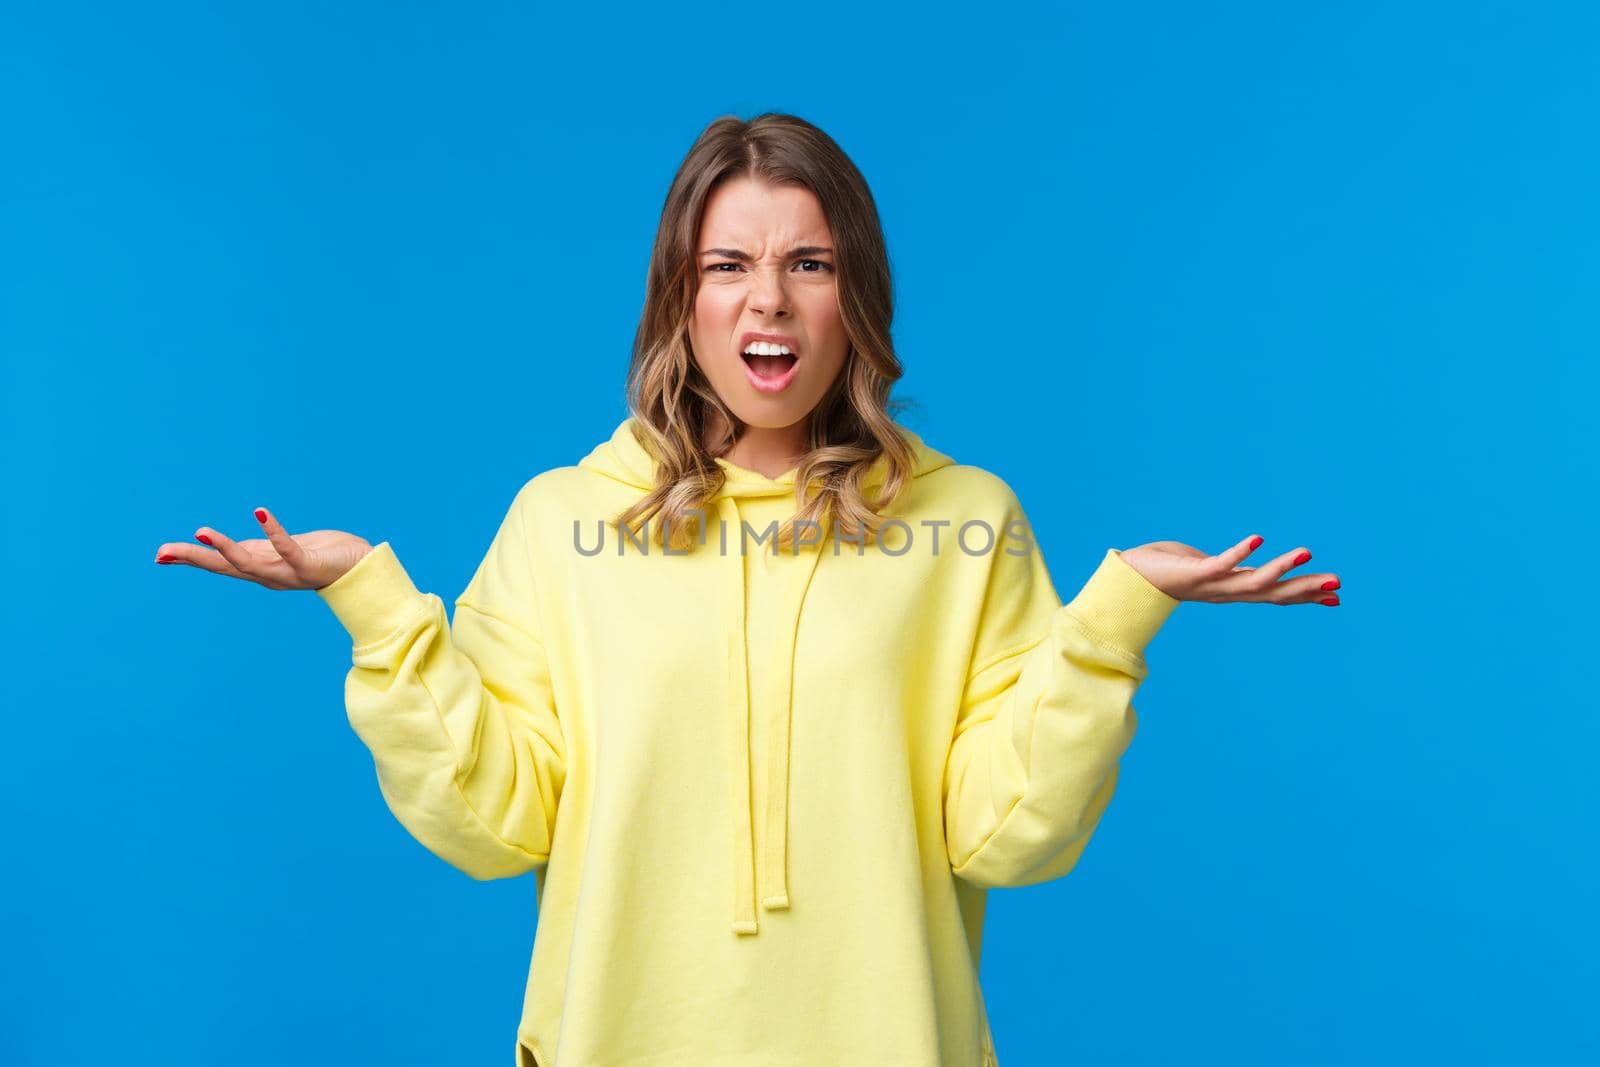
top-left (698, 245), bottom-right (834, 260)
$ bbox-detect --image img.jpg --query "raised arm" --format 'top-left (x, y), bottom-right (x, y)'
top-left (316, 483), bottom-right (566, 880)
top-left (942, 493), bottom-right (1180, 889)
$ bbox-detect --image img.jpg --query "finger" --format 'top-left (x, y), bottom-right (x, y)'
top-left (1252, 570), bottom-right (1343, 605)
top-left (253, 506), bottom-right (313, 579)
top-left (1207, 543), bottom-right (1322, 602)
top-left (155, 543), bottom-right (254, 581)
top-left (194, 524), bottom-right (271, 582)
top-left (1275, 577), bottom-right (1341, 605)
top-left (1222, 545), bottom-right (1315, 596)
top-left (1258, 545), bottom-right (1314, 583)
top-left (1208, 534), bottom-right (1264, 575)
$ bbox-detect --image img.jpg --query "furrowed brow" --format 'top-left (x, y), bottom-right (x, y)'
top-left (699, 246), bottom-right (834, 260)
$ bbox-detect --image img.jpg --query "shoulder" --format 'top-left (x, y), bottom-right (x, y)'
top-left (506, 465), bottom-right (594, 514)
top-left (902, 460), bottom-right (1046, 564)
top-left (471, 469), bottom-right (599, 577)
top-left (912, 461), bottom-right (1030, 519)
top-left (468, 469), bottom-right (596, 557)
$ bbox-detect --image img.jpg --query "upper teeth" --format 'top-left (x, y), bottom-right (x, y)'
top-left (743, 341), bottom-right (793, 356)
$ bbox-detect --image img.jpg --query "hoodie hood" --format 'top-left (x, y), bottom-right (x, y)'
top-left (578, 416), bottom-right (956, 934)
top-left (576, 415), bottom-right (955, 499)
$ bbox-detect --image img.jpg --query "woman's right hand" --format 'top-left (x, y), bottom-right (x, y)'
top-left (155, 506), bottom-right (373, 591)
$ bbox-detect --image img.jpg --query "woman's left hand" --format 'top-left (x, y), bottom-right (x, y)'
top-left (1119, 535), bottom-right (1341, 606)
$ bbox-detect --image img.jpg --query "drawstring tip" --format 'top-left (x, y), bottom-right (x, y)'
top-left (762, 894), bottom-right (790, 910)
top-left (732, 918), bottom-right (759, 935)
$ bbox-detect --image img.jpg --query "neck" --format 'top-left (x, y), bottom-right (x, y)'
top-left (710, 416), bottom-right (809, 480)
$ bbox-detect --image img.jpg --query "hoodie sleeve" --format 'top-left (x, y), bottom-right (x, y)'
top-left (943, 491), bottom-right (1180, 889)
top-left (315, 484), bottom-right (565, 880)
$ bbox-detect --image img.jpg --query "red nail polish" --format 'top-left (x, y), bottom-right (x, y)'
top-left (196, 533), bottom-right (213, 546)
top-left (1321, 579), bottom-right (1340, 591)
top-left (255, 508), bottom-right (268, 523)
top-left (1248, 536), bottom-right (1263, 550)
top-left (157, 554), bottom-right (176, 563)
top-left (1294, 550), bottom-right (1311, 566)
top-left (1320, 596), bottom-right (1339, 606)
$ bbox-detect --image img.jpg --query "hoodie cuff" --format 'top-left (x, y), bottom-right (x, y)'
top-left (314, 541), bottom-right (432, 650)
top-left (1061, 548), bottom-right (1182, 660)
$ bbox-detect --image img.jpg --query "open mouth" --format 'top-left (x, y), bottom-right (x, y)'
top-left (740, 341), bottom-right (801, 393)
top-left (741, 350), bottom-right (799, 379)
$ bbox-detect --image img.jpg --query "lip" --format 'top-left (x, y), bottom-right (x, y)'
top-left (743, 354), bottom-right (801, 393)
top-left (738, 330), bottom-right (801, 356)
top-left (738, 330), bottom-right (802, 394)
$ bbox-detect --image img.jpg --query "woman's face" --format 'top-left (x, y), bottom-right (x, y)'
top-left (689, 176), bottom-right (849, 432)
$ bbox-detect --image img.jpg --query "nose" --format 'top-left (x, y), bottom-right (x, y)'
top-left (747, 263), bottom-right (792, 317)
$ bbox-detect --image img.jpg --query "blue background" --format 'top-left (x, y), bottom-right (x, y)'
top-left (4, 2), bottom-right (1595, 1063)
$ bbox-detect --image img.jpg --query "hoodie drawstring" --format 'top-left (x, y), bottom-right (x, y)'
top-left (575, 417), bottom-right (953, 936)
top-left (718, 494), bottom-right (824, 935)
top-left (720, 495), bottom-right (758, 934)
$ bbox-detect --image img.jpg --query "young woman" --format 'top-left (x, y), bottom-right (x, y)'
top-left (156, 113), bottom-right (1340, 1066)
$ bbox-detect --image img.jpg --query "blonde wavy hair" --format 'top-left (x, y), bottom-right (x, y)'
top-left (615, 112), bottom-right (919, 553)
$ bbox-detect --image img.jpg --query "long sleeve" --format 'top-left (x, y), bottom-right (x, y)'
top-left (315, 485), bottom-right (566, 880)
top-left (943, 496), bottom-right (1180, 889)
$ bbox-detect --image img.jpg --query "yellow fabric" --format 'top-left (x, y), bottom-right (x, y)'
top-left (316, 416), bottom-right (1181, 1066)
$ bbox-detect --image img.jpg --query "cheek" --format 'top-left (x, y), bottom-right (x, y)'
top-left (690, 294), bottom-right (737, 369)
top-left (688, 294), bottom-right (710, 334)
top-left (812, 289), bottom-right (844, 325)
top-left (695, 285), bottom-right (736, 315)
top-left (803, 295), bottom-right (847, 347)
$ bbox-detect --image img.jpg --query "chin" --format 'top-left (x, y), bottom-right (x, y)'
top-left (724, 395), bottom-right (820, 429)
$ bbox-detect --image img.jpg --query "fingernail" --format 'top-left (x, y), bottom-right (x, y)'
top-left (196, 533), bottom-right (213, 546)
top-left (1320, 596), bottom-right (1340, 606)
top-left (1294, 550), bottom-right (1312, 566)
top-left (1321, 579), bottom-right (1340, 591)
top-left (1248, 535), bottom-right (1263, 550)
top-left (157, 554), bottom-right (176, 563)
top-left (254, 508), bottom-right (268, 523)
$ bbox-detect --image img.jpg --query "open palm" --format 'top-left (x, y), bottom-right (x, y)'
top-left (155, 507), bottom-right (371, 591)
top-left (1120, 534), bottom-right (1341, 606)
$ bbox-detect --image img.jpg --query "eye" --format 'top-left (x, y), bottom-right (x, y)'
top-left (703, 260), bottom-right (833, 274)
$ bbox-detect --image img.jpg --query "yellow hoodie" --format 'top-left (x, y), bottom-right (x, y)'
top-left (315, 416), bottom-right (1181, 1066)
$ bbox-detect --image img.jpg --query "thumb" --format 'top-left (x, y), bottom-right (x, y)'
top-left (254, 506), bottom-right (313, 576)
